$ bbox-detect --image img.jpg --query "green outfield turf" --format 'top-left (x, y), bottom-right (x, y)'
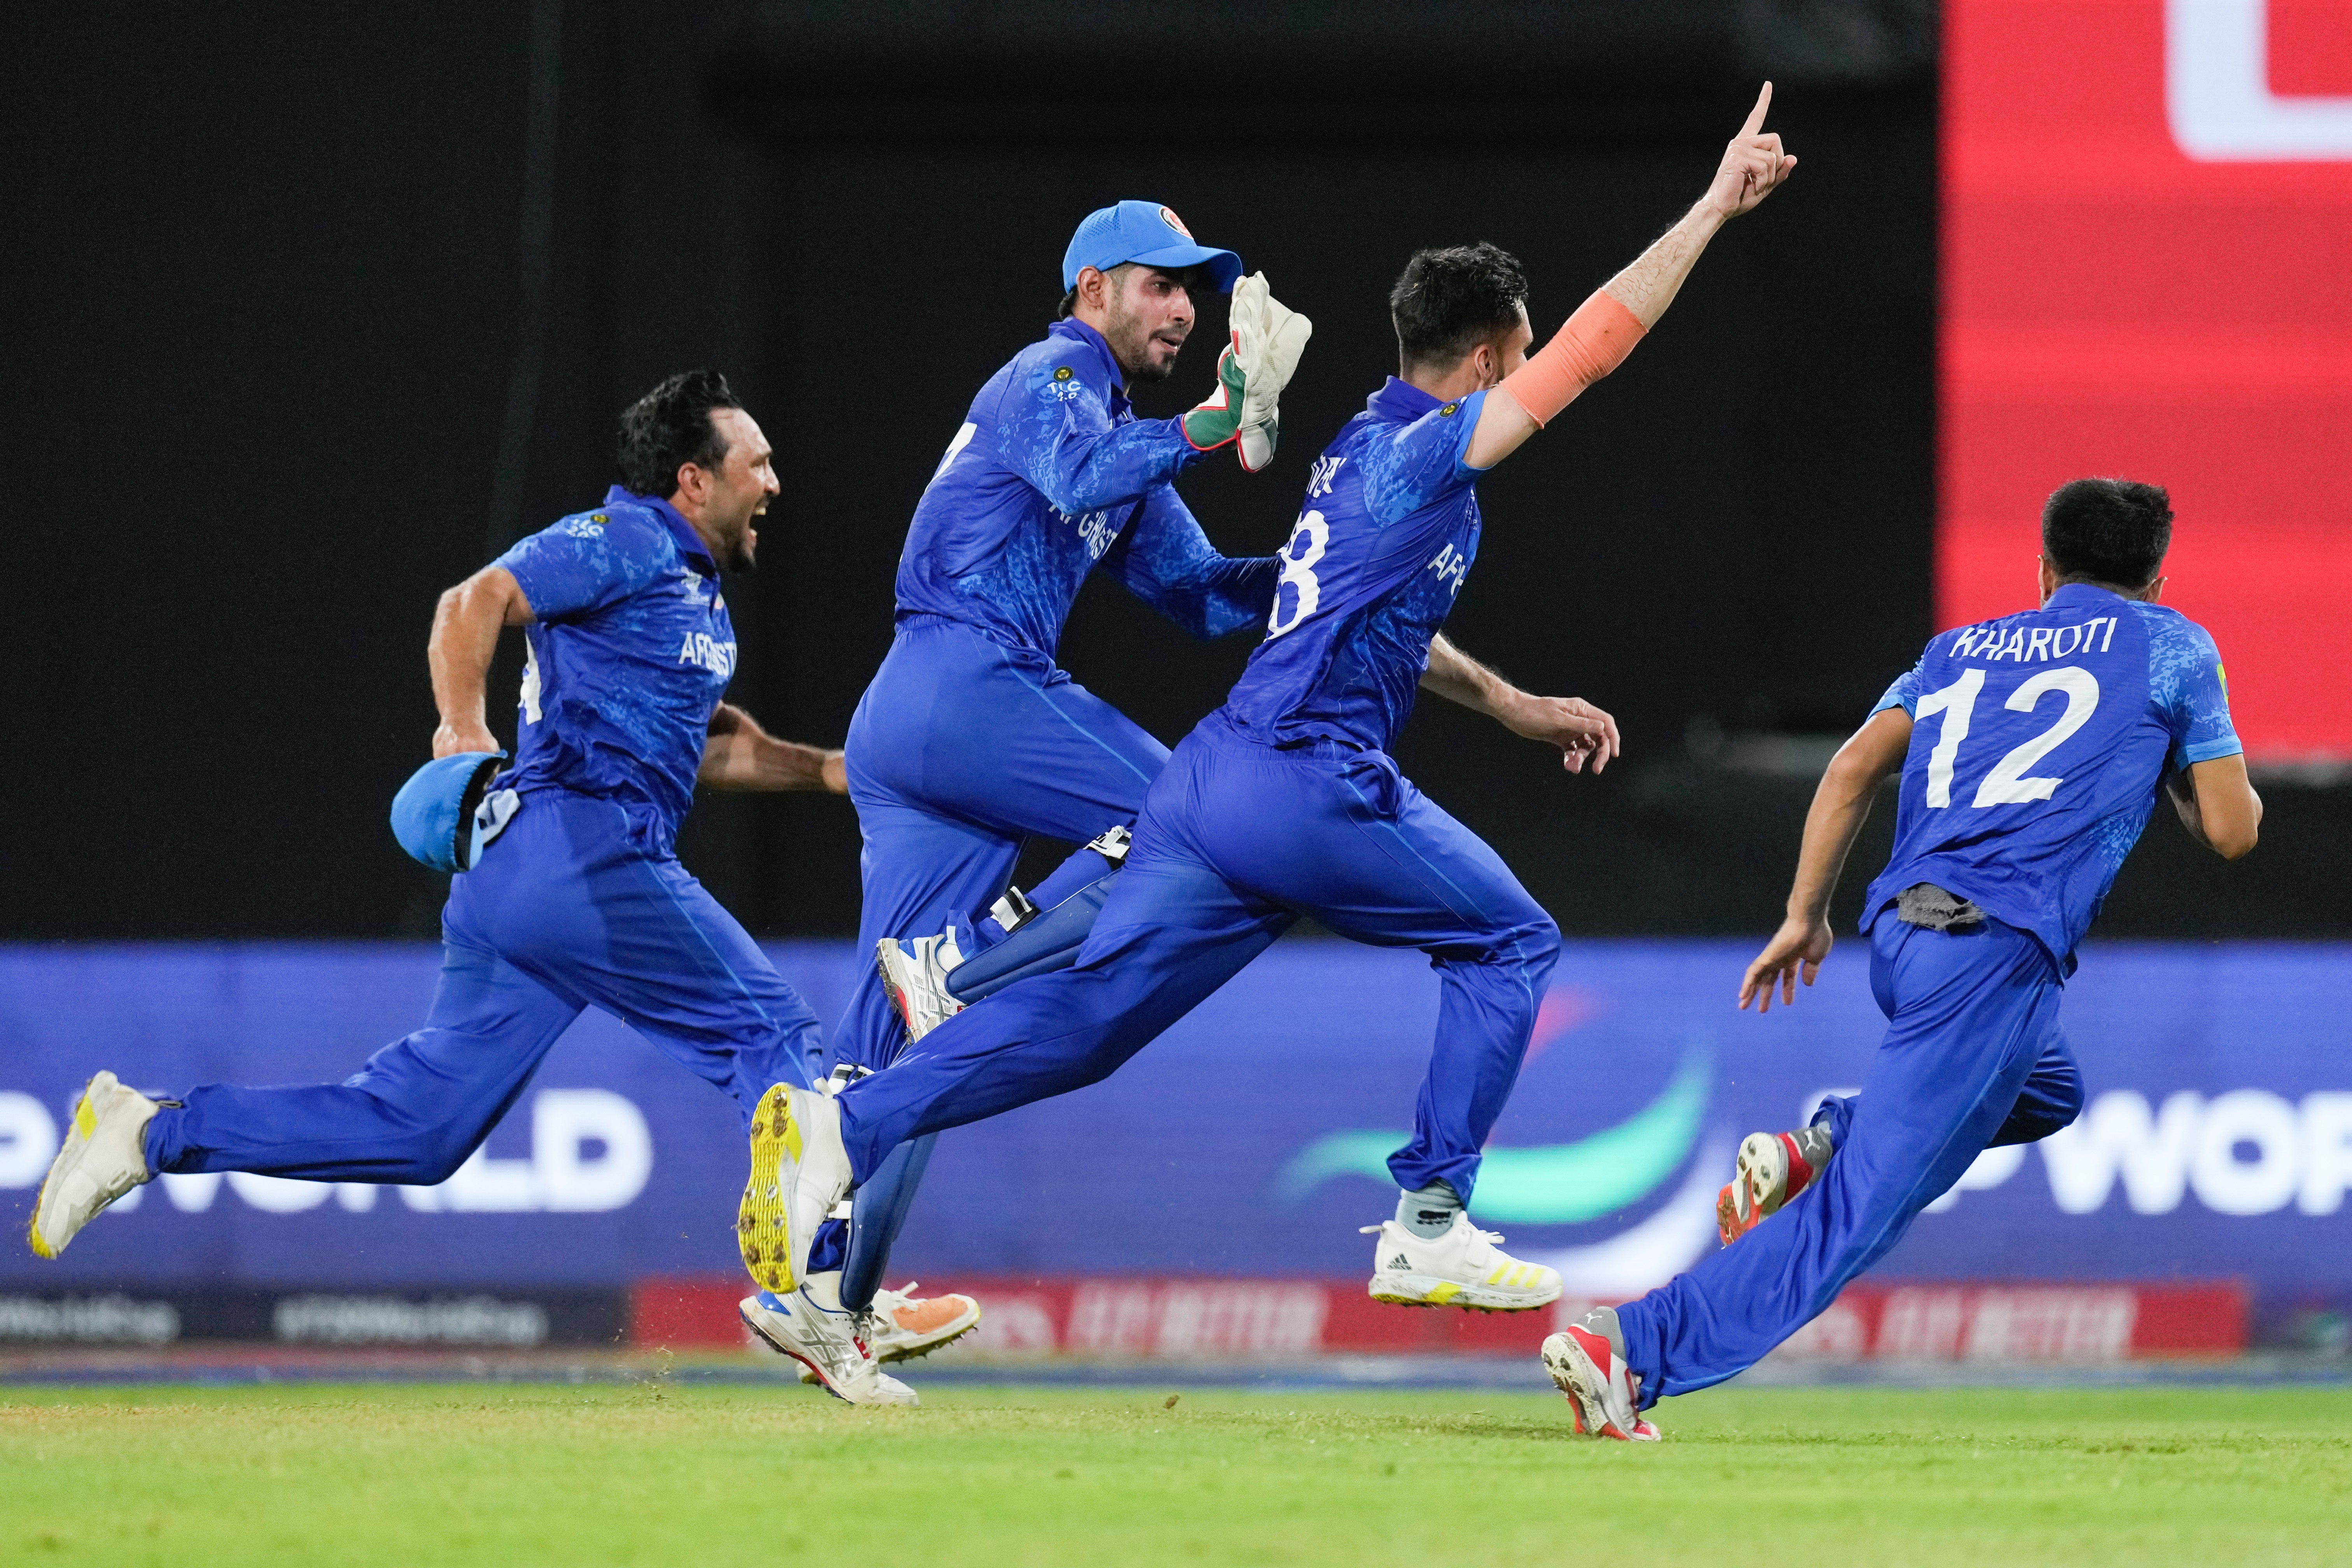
top-left (4, 1381), bottom-right (2348, 1566)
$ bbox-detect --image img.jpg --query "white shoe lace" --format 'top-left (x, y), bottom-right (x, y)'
top-left (1358, 1219), bottom-right (1509, 1249)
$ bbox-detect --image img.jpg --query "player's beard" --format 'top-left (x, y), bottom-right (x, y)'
top-left (1104, 303), bottom-right (1180, 383)
top-left (721, 511), bottom-right (759, 573)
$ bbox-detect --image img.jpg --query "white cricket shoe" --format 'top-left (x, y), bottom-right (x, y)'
top-left (876, 933), bottom-right (963, 1046)
top-left (28, 1072), bottom-right (160, 1259)
top-left (868, 1281), bottom-right (982, 1364)
top-left (791, 1275), bottom-right (982, 1380)
top-left (1542, 1314), bottom-right (1660, 1442)
top-left (1363, 1212), bottom-right (1561, 1312)
top-left (740, 1290), bottom-right (918, 1406)
top-left (737, 1082), bottom-right (854, 1297)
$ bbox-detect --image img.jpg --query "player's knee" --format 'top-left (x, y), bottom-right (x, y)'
top-left (1987, 1058), bottom-right (2087, 1148)
top-left (1511, 913), bottom-right (1563, 982)
top-left (411, 1124), bottom-right (487, 1185)
top-left (2046, 1063), bottom-right (2086, 1130)
top-left (2021, 1065), bottom-right (2087, 1143)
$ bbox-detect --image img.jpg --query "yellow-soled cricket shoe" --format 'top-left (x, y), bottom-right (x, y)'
top-left (28, 1071), bottom-right (160, 1259)
top-left (737, 1081), bottom-right (851, 1295)
top-left (1362, 1211), bottom-right (1561, 1312)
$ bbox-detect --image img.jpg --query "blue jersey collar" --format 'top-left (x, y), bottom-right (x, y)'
top-left (2044, 582), bottom-right (2127, 612)
top-left (607, 485), bottom-right (718, 573)
top-left (1367, 376), bottom-right (1449, 422)
top-left (1047, 319), bottom-right (1130, 415)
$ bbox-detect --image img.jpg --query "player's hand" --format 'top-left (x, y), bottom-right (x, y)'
top-left (1704, 83), bottom-right (1797, 220)
top-left (1502, 694), bottom-right (1620, 775)
top-left (432, 720), bottom-right (500, 759)
top-left (1183, 273), bottom-right (1312, 471)
top-left (1232, 273), bottom-right (1312, 472)
top-left (1739, 915), bottom-right (1834, 1012)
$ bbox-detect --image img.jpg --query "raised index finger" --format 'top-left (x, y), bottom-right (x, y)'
top-left (1740, 81), bottom-right (1773, 138)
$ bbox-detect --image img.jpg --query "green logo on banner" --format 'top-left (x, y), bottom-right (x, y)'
top-left (1272, 1045), bottom-right (1710, 1224)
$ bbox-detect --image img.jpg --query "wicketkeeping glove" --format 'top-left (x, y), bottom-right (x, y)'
top-left (1180, 272), bottom-right (1312, 472)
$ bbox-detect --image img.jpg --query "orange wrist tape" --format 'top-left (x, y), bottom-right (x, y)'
top-left (1498, 289), bottom-right (1647, 427)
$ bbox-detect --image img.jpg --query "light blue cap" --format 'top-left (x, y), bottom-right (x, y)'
top-left (389, 752), bottom-right (518, 874)
top-left (1061, 200), bottom-right (1242, 294)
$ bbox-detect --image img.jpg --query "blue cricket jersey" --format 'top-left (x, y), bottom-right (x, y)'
top-left (1218, 378), bottom-right (1488, 752)
top-left (896, 318), bottom-right (1277, 660)
top-left (1864, 583), bottom-right (2242, 970)
top-left (492, 486), bottom-right (737, 851)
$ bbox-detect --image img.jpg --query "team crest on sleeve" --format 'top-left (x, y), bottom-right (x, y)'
top-left (1159, 206), bottom-right (1192, 238)
top-left (1439, 402), bottom-right (1459, 417)
top-left (1054, 366), bottom-right (1073, 380)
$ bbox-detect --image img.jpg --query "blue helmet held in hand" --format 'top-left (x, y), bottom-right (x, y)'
top-left (389, 752), bottom-right (521, 873)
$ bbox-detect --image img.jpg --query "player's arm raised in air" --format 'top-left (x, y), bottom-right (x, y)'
top-left (2163, 756), bottom-right (2262, 859)
top-left (1419, 634), bottom-right (1620, 774)
top-left (1465, 83), bottom-right (1797, 472)
top-left (1738, 704), bottom-right (1911, 1012)
top-left (700, 703), bottom-right (847, 794)
top-left (428, 565), bottom-right (534, 759)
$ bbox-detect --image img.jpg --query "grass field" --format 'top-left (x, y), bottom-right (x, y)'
top-left (5, 1381), bottom-right (2349, 1566)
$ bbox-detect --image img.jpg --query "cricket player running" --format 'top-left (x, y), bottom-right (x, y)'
top-left (741, 89), bottom-right (1798, 1318)
top-left (769, 203), bottom-right (1309, 1337)
top-left (28, 372), bottom-right (927, 1404)
top-left (1540, 478), bottom-right (2263, 1440)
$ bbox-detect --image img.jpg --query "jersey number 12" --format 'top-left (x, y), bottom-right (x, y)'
top-left (1913, 665), bottom-right (2101, 808)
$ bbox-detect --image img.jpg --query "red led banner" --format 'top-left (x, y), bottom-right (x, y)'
top-left (1942, 0), bottom-right (2352, 759)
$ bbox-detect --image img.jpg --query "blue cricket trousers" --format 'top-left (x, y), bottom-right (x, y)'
top-left (834, 616), bottom-right (1169, 1076)
top-left (815, 615), bottom-right (1168, 1287)
top-left (144, 789), bottom-right (821, 1181)
top-left (836, 714), bottom-right (1562, 1202)
top-left (1614, 912), bottom-right (2084, 1405)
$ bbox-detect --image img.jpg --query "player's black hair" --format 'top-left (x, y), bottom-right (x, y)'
top-left (616, 369), bottom-right (742, 498)
top-left (1390, 243), bottom-right (1528, 371)
top-left (2041, 478), bottom-right (2173, 590)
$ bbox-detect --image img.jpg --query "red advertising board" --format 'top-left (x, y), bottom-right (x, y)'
top-left (629, 1276), bottom-right (2247, 1363)
top-left (1943, 1), bottom-right (2352, 759)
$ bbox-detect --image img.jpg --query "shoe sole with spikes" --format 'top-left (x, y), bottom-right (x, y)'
top-left (1540, 1330), bottom-right (1660, 1442)
top-left (738, 1083), bottom-right (847, 1297)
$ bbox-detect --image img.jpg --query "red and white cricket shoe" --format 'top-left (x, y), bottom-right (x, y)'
top-left (1716, 1123), bottom-right (1834, 1246)
top-left (1541, 1315), bottom-right (1660, 1442)
top-left (875, 933), bottom-right (964, 1046)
